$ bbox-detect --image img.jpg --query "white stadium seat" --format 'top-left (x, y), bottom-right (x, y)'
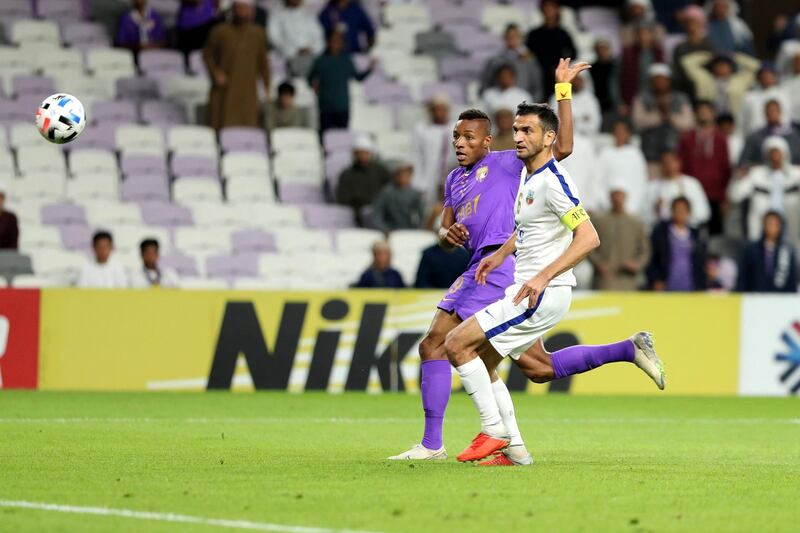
top-left (350, 104), bottom-right (394, 136)
top-left (271, 128), bottom-right (320, 154)
top-left (481, 4), bottom-right (528, 34)
top-left (272, 152), bottom-right (322, 184)
top-left (54, 73), bottom-right (115, 108)
top-left (376, 130), bottom-right (412, 162)
top-left (257, 253), bottom-right (303, 277)
top-left (167, 125), bottom-right (217, 154)
top-left (236, 204), bottom-right (303, 229)
top-left (11, 274), bottom-right (65, 288)
top-left (35, 48), bottom-right (83, 74)
top-left (16, 146), bottom-right (67, 177)
top-left (388, 229), bottom-right (437, 283)
top-left (334, 228), bottom-right (384, 253)
top-left (86, 48), bottom-right (136, 79)
top-left (173, 178), bottom-right (223, 205)
top-left (0, 46), bottom-right (31, 70)
top-left (174, 226), bottom-right (231, 255)
top-left (10, 20), bottom-right (60, 47)
top-left (9, 122), bottom-right (44, 150)
top-left (19, 225), bottom-right (62, 253)
top-left (5, 198), bottom-right (42, 226)
top-left (8, 173), bottom-right (66, 202)
top-left (274, 228), bottom-right (333, 253)
top-left (221, 152), bottom-right (270, 180)
top-left (115, 125), bottom-right (166, 154)
top-left (84, 200), bottom-right (142, 227)
top-left (66, 172), bottom-right (120, 202)
top-left (191, 203), bottom-right (249, 228)
top-left (225, 176), bottom-right (275, 205)
top-left (69, 149), bottom-right (119, 177)
top-left (384, 4), bottom-right (431, 31)
top-left (29, 249), bottom-right (86, 285)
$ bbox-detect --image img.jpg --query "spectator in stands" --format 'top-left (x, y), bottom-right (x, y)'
top-left (681, 52), bottom-right (759, 117)
top-left (739, 100), bottom-right (800, 168)
top-left (308, 29), bottom-right (373, 133)
top-left (647, 196), bottom-right (708, 291)
top-left (650, 0), bottom-right (693, 34)
top-left (632, 64), bottom-right (694, 163)
top-left (671, 5), bottom-right (713, 97)
top-left (115, 0), bottom-right (166, 53)
top-left (780, 51), bottom-right (800, 124)
top-left (318, 0), bottom-right (375, 53)
top-left (739, 65), bottom-right (791, 136)
top-left (336, 135), bottom-right (389, 226)
top-left (678, 100), bottom-right (731, 235)
top-left (717, 112), bottom-right (743, 165)
top-left (548, 73), bottom-right (600, 136)
top-left (267, 81), bottom-right (308, 130)
top-left (353, 241), bottom-right (404, 288)
top-left (414, 244), bottom-right (469, 289)
top-left (481, 65), bottom-right (532, 115)
top-left (203, 0), bottom-right (270, 131)
top-left (705, 0), bottom-right (754, 56)
top-left (649, 150), bottom-right (711, 227)
top-left (590, 37), bottom-right (621, 130)
top-left (131, 239), bottom-right (179, 289)
top-left (371, 162), bottom-right (425, 234)
top-left (222, 0), bottom-right (268, 28)
top-left (77, 231), bottom-right (129, 288)
top-left (526, 0), bottom-right (576, 100)
top-left (590, 189), bottom-right (651, 291)
top-left (706, 253), bottom-right (738, 291)
top-left (491, 108), bottom-right (516, 152)
top-left (621, 0), bottom-right (666, 47)
top-left (621, 25), bottom-right (664, 107)
top-left (481, 24), bottom-right (543, 101)
top-left (0, 185), bottom-right (19, 250)
top-left (730, 136), bottom-right (800, 244)
top-left (269, 0), bottom-right (325, 77)
top-left (176, 0), bottom-right (219, 60)
top-left (412, 95), bottom-right (455, 205)
top-left (594, 119), bottom-right (649, 217)
top-left (736, 211), bottom-right (798, 293)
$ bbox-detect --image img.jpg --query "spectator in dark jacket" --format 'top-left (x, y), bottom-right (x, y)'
top-left (738, 99), bottom-right (800, 169)
top-left (414, 245), bottom-right (469, 289)
top-left (647, 196), bottom-right (708, 291)
top-left (371, 163), bottom-right (425, 234)
top-left (318, 0), bottom-right (374, 53)
top-left (525, 0), bottom-right (576, 100)
top-left (736, 211), bottom-right (798, 292)
top-left (335, 135), bottom-right (390, 226)
top-left (353, 241), bottom-right (404, 288)
top-left (0, 185), bottom-right (19, 250)
top-left (590, 37), bottom-right (621, 129)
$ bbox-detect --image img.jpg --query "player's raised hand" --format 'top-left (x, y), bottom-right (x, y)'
top-left (513, 273), bottom-right (549, 308)
top-left (475, 253), bottom-right (503, 285)
top-left (444, 222), bottom-right (469, 247)
top-left (555, 58), bottom-right (591, 84)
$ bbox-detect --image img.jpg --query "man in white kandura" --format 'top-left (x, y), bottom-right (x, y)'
top-left (443, 102), bottom-right (666, 465)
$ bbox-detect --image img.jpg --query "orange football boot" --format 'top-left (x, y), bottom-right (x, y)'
top-left (477, 452), bottom-right (515, 466)
top-left (456, 432), bottom-right (509, 462)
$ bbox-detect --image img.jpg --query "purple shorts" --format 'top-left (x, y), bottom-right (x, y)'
top-left (437, 250), bottom-right (515, 321)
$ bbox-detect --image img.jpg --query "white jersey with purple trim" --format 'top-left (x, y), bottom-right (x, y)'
top-left (513, 156), bottom-right (589, 287)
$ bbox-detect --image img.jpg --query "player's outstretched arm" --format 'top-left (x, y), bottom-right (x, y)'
top-left (553, 58), bottom-right (591, 162)
top-left (438, 206), bottom-right (469, 250)
top-left (475, 232), bottom-right (517, 285)
top-left (513, 219), bottom-right (599, 307)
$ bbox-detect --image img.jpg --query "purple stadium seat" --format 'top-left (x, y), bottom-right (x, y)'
top-left (92, 100), bottom-right (138, 125)
top-left (301, 204), bottom-right (356, 229)
top-left (219, 127), bottom-right (268, 153)
top-left (72, 124), bottom-right (117, 151)
top-left (140, 100), bottom-right (187, 125)
top-left (0, 99), bottom-right (33, 125)
top-left (231, 229), bottom-right (276, 255)
top-left (363, 78), bottom-right (413, 105)
top-left (205, 253), bottom-right (259, 279)
top-left (439, 56), bottom-right (483, 84)
top-left (41, 202), bottom-right (87, 226)
top-left (138, 49), bottom-right (185, 78)
top-left (322, 129), bottom-right (354, 154)
top-left (37, 0), bottom-right (84, 21)
top-left (0, 0), bottom-right (33, 19)
top-left (451, 28), bottom-right (500, 55)
top-left (431, 4), bottom-right (481, 27)
top-left (160, 253), bottom-right (198, 277)
top-left (121, 153), bottom-right (168, 177)
top-left (116, 77), bottom-right (160, 101)
top-left (59, 223), bottom-right (92, 252)
top-left (12, 75), bottom-right (55, 99)
top-left (170, 154), bottom-right (218, 179)
top-left (420, 81), bottom-right (465, 105)
top-left (121, 175), bottom-right (170, 203)
top-left (61, 22), bottom-right (106, 46)
top-left (139, 202), bottom-right (193, 227)
top-left (279, 183), bottom-right (325, 204)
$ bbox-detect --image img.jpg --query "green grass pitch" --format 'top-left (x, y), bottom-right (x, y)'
top-left (1, 392), bottom-right (798, 532)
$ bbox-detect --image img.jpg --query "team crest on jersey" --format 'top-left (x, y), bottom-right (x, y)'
top-left (526, 189), bottom-right (535, 205)
top-left (476, 166), bottom-right (488, 182)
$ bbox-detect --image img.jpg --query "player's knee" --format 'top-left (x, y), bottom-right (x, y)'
top-left (419, 333), bottom-right (445, 361)
top-left (525, 365), bottom-right (554, 383)
top-left (443, 332), bottom-right (464, 365)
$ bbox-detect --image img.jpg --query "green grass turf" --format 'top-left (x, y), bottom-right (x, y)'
top-left (0, 392), bottom-right (798, 533)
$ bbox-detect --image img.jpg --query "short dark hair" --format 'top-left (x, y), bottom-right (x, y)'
top-left (694, 99), bottom-right (715, 112)
top-left (457, 108), bottom-right (492, 132)
top-left (671, 196), bottom-right (691, 212)
top-left (716, 112), bottom-right (734, 126)
top-left (140, 238), bottom-right (159, 253)
top-left (504, 23), bottom-right (520, 35)
top-left (515, 101), bottom-right (559, 134)
top-left (92, 230), bottom-right (113, 246)
top-left (278, 81), bottom-right (295, 96)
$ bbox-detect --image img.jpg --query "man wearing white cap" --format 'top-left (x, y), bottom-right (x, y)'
top-left (335, 135), bottom-right (390, 226)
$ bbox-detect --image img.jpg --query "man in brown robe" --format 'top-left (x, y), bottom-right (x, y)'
top-left (203, 0), bottom-right (270, 130)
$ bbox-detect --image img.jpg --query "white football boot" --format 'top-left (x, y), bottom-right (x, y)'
top-left (630, 331), bottom-right (666, 390)
top-left (503, 444), bottom-right (534, 465)
top-left (387, 444), bottom-right (448, 460)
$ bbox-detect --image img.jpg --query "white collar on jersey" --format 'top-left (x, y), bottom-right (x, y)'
top-left (524, 157), bottom-right (555, 184)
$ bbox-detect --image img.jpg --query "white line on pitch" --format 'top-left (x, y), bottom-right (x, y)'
top-left (0, 499), bottom-right (386, 533)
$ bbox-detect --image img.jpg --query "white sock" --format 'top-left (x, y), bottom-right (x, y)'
top-left (456, 358), bottom-right (506, 437)
top-left (492, 379), bottom-right (524, 446)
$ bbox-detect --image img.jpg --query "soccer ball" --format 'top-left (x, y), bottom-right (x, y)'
top-left (35, 93), bottom-right (86, 144)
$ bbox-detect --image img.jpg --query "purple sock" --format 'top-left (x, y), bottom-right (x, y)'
top-left (420, 360), bottom-right (451, 450)
top-left (550, 340), bottom-right (635, 379)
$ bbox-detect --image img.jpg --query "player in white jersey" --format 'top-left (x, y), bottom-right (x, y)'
top-left (443, 102), bottom-right (666, 465)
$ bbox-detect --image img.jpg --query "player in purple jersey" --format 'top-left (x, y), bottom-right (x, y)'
top-left (388, 59), bottom-right (590, 464)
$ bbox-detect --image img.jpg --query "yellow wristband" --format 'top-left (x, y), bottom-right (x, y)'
top-left (555, 82), bottom-right (572, 101)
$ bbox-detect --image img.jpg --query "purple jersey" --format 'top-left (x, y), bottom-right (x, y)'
top-left (443, 150), bottom-right (524, 264)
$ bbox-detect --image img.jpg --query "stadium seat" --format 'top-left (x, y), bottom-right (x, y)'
top-left (301, 204), bottom-right (355, 229)
top-left (139, 201), bottom-right (193, 227)
top-left (158, 76), bottom-right (210, 120)
top-left (67, 172), bottom-right (120, 202)
top-left (120, 153), bottom-right (168, 177)
top-left (91, 100), bottom-right (138, 125)
top-left (34, 47), bottom-right (83, 75)
top-left (373, 28), bottom-right (416, 53)
top-left (225, 176), bottom-right (275, 205)
top-left (275, 228), bottom-right (333, 254)
top-left (84, 200), bottom-right (143, 227)
top-left (322, 129), bottom-right (354, 154)
top-left (167, 124), bottom-right (216, 154)
top-left (159, 253), bottom-right (198, 277)
top-left (279, 183), bottom-right (325, 204)
top-left (384, 3), bottom-right (432, 30)
top-left (271, 127), bottom-right (320, 155)
top-left (236, 203), bottom-right (303, 229)
top-left (272, 152), bottom-right (322, 184)
top-left (19, 225), bottom-right (62, 253)
top-left (58, 223), bottom-right (92, 252)
top-left (190, 203), bottom-right (249, 229)
top-left (0, 100), bottom-right (32, 125)
top-left (69, 148), bottom-right (119, 177)
top-left (120, 175), bottom-right (170, 203)
top-left (480, 4), bottom-right (527, 34)
top-left (55, 73), bottom-right (114, 109)
top-left (11, 274), bottom-right (65, 288)
top-left (0, 0), bottom-right (33, 20)
top-left (8, 174), bottom-right (66, 202)
top-left (37, 0), bottom-right (84, 21)
top-left (257, 253), bottom-right (303, 278)
top-left (40, 202), bottom-right (86, 226)
top-left (174, 226), bottom-right (231, 255)
top-left (415, 31), bottom-right (460, 60)
top-left (0, 250), bottom-right (34, 283)
top-left (140, 100), bottom-right (187, 126)
top-left (5, 198), bottom-right (42, 226)
top-left (11, 74), bottom-right (54, 99)
top-left (170, 154), bottom-right (219, 179)
top-left (230, 229), bottom-right (276, 255)
top-left (221, 152), bottom-right (270, 180)
top-left (9, 122), bottom-right (44, 150)
top-left (113, 225), bottom-right (171, 256)
top-left (138, 49), bottom-right (185, 79)
top-left (10, 20), bottom-right (60, 47)
top-left (376, 130), bottom-right (412, 162)
top-left (388, 228), bottom-right (437, 284)
top-left (173, 177), bottom-right (223, 205)
top-left (350, 104), bottom-right (394, 136)
top-left (334, 228), bottom-right (384, 253)
top-left (61, 22), bottom-right (108, 49)
top-left (86, 48), bottom-right (136, 80)
top-left (363, 78), bottom-right (414, 106)
top-left (205, 253), bottom-right (259, 279)
top-left (116, 124), bottom-right (166, 155)
top-left (219, 127), bottom-right (268, 153)
top-left (116, 76), bottom-right (160, 101)
top-left (71, 124), bottom-right (116, 151)
top-left (420, 81), bottom-right (465, 105)
top-left (16, 146), bottom-right (67, 177)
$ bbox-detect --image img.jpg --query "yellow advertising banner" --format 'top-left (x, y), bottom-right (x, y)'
top-left (38, 289), bottom-right (740, 395)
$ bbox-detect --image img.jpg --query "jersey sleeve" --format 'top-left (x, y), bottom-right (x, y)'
top-left (545, 164), bottom-right (590, 231)
top-left (442, 171), bottom-right (453, 208)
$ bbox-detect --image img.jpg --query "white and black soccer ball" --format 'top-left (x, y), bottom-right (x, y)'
top-left (35, 93), bottom-right (86, 144)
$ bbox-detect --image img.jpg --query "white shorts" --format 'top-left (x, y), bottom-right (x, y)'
top-left (475, 284), bottom-right (572, 360)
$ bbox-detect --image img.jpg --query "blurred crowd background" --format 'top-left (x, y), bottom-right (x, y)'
top-left (0, 0), bottom-right (798, 293)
